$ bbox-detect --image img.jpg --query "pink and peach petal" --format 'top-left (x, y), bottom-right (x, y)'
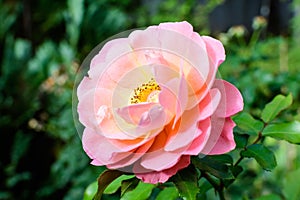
top-left (158, 84), bottom-right (177, 122)
top-left (198, 88), bottom-right (221, 120)
top-left (173, 69), bottom-right (189, 126)
top-left (164, 106), bottom-right (202, 151)
top-left (107, 137), bottom-right (155, 169)
top-left (77, 88), bottom-right (112, 129)
top-left (116, 103), bottom-right (158, 125)
top-left (200, 116), bottom-right (226, 155)
top-left (135, 155), bottom-right (190, 184)
top-left (99, 115), bottom-right (138, 140)
top-left (158, 21), bottom-right (193, 37)
top-left (202, 36), bottom-right (226, 67)
top-left (213, 79), bottom-right (244, 118)
top-left (77, 76), bottom-right (96, 101)
top-left (135, 105), bottom-right (167, 134)
top-left (184, 118), bottom-right (211, 155)
top-left (90, 38), bottom-right (132, 68)
top-left (159, 21), bottom-right (207, 52)
top-left (140, 131), bottom-right (183, 171)
top-left (82, 127), bottom-right (133, 165)
top-left (90, 159), bottom-right (104, 166)
top-left (207, 118), bottom-right (236, 155)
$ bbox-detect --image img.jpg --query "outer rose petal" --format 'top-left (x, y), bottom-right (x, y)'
top-left (207, 118), bottom-right (236, 155)
top-left (198, 88), bottom-right (221, 120)
top-left (90, 38), bottom-right (132, 68)
top-left (158, 21), bottom-right (206, 50)
top-left (82, 127), bottom-right (132, 165)
top-left (107, 137), bottom-right (155, 169)
top-left (200, 116), bottom-right (225, 155)
top-left (77, 76), bottom-right (96, 101)
top-left (77, 88), bottom-right (112, 129)
top-left (213, 79), bottom-right (244, 118)
top-left (202, 36), bottom-right (226, 67)
top-left (140, 129), bottom-right (182, 171)
top-left (135, 155), bottom-right (190, 184)
top-left (184, 117), bottom-right (211, 155)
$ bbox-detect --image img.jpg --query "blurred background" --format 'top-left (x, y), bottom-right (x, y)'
top-left (1, 0), bottom-right (300, 199)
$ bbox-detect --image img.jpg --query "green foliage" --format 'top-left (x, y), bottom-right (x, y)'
top-left (155, 186), bottom-right (178, 200)
top-left (120, 177), bottom-right (139, 196)
top-left (261, 94), bottom-right (293, 123)
top-left (93, 170), bottom-right (124, 200)
top-left (104, 175), bottom-right (135, 195)
top-left (84, 182), bottom-right (98, 200)
top-left (192, 156), bottom-right (234, 179)
top-left (241, 144), bottom-right (277, 171)
top-left (120, 181), bottom-right (155, 200)
top-left (233, 112), bottom-right (264, 135)
top-left (282, 168), bottom-right (300, 200)
top-left (263, 121), bottom-right (300, 144)
top-left (172, 165), bottom-right (199, 200)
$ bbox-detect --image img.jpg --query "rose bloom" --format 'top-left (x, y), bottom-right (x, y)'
top-left (77, 21), bottom-right (243, 184)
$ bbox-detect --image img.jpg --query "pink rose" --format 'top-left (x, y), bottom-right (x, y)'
top-left (77, 21), bottom-right (243, 184)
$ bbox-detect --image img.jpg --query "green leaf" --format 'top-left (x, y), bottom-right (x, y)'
top-left (241, 144), bottom-right (277, 170)
top-left (207, 154), bottom-right (233, 165)
top-left (83, 181), bottom-right (97, 200)
top-left (93, 170), bottom-right (124, 200)
top-left (255, 194), bottom-right (281, 200)
top-left (261, 94), bottom-right (292, 123)
top-left (104, 175), bottom-right (135, 194)
top-left (233, 112), bottom-right (264, 135)
top-left (283, 168), bottom-right (300, 200)
top-left (198, 178), bottom-right (213, 195)
top-left (234, 133), bottom-right (249, 148)
top-left (156, 187), bottom-right (179, 200)
top-left (231, 165), bottom-right (243, 177)
top-left (222, 165), bottom-right (244, 187)
top-left (192, 156), bottom-right (234, 179)
top-left (120, 178), bottom-right (139, 196)
top-left (120, 181), bottom-right (155, 200)
top-left (172, 165), bottom-right (199, 200)
top-left (262, 121), bottom-right (300, 144)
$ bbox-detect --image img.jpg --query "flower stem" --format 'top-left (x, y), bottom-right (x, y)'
top-left (201, 171), bottom-right (226, 200)
top-left (234, 122), bottom-right (268, 167)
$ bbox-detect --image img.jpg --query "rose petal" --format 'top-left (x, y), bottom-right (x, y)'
top-left (207, 118), bottom-right (236, 155)
top-left (91, 38), bottom-right (132, 68)
top-left (78, 88), bottom-right (142, 140)
top-left (135, 155), bottom-right (190, 184)
top-left (78, 88), bottom-right (112, 129)
top-left (213, 79), bottom-right (244, 118)
top-left (140, 129), bottom-right (182, 171)
top-left (158, 21), bottom-right (207, 51)
top-left (107, 137), bottom-right (155, 169)
top-left (184, 118), bottom-right (211, 155)
top-left (116, 103), bottom-right (157, 125)
top-left (198, 88), bottom-right (221, 120)
top-left (202, 36), bottom-right (226, 67)
top-left (164, 105), bottom-right (202, 152)
top-left (135, 105), bottom-right (167, 136)
top-left (77, 76), bottom-right (96, 101)
top-left (200, 116), bottom-right (226, 155)
top-left (82, 127), bottom-right (132, 165)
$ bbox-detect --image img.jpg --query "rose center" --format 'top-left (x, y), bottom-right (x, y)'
top-left (130, 78), bottom-right (161, 104)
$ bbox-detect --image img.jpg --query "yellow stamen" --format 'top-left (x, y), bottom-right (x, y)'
top-left (130, 78), bottom-right (161, 104)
